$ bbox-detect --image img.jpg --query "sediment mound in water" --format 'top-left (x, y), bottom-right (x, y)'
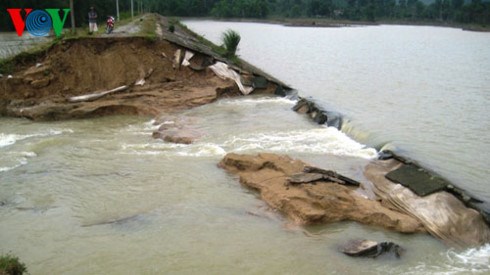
top-left (219, 153), bottom-right (490, 247)
top-left (219, 153), bottom-right (426, 233)
top-left (0, 37), bottom-right (278, 120)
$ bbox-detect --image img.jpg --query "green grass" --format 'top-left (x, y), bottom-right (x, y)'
top-left (121, 13), bottom-right (158, 41)
top-left (0, 254), bottom-right (27, 275)
top-left (139, 15), bottom-right (157, 40)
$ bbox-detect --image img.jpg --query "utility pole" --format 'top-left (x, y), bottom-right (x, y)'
top-left (131, 0), bottom-right (134, 20)
top-left (116, 0), bottom-right (120, 21)
top-left (70, 0), bottom-right (75, 33)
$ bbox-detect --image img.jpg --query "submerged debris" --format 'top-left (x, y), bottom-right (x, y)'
top-left (385, 164), bottom-right (447, 197)
top-left (292, 98), bottom-right (343, 129)
top-left (287, 166), bottom-right (360, 186)
top-left (339, 239), bottom-right (404, 258)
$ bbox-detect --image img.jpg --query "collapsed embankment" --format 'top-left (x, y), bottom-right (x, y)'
top-left (0, 36), bottom-right (285, 120)
top-left (0, 12), bottom-right (290, 120)
top-left (1, 15), bottom-right (488, 249)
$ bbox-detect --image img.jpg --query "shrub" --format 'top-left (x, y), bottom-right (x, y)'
top-left (221, 29), bottom-right (241, 57)
top-left (168, 24), bottom-right (175, 33)
top-left (0, 254), bottom-right (27, 275)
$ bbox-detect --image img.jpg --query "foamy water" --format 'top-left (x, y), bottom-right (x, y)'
top-left (216, 96), bottom-right (296, 106)
top-left (119, 97), bottom-right (376, 159)
top-left (121, 128), bottom-right (376, 159)
top-left (0, 129), bottom-right (72, 172)
top-left (406, 244), bottom-right (490, 274)
top-left (449, 244), bottom-right (490, 270)
top-left (224, 128), bottom-right (377, 158)
top-left (0, 129), bottom-right (73, 147)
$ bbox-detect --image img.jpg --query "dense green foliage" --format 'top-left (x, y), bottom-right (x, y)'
top-left (0, 0), bottom-right (489, 31)
top-left (145, 0), bottom-right (489, 25)
top-left (0, 254), bottom-right (27, 275)
top-left (222, 29), bottom-right (241, 56)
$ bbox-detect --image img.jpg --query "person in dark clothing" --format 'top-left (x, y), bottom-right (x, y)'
top-left (88, 6), bottom-right (98, 34)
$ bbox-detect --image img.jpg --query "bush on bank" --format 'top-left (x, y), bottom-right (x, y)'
top-left (0, 254), bottom-right (27, 275)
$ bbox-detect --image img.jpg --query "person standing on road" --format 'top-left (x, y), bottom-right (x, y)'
top-left (88, 6), bottom-right (98, 34)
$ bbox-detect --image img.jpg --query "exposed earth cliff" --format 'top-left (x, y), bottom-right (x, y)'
top-left (0, 15), bottom-right (284, 120)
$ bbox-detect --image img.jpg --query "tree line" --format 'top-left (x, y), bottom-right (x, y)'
top-left (206, 0), bottom-right (490, 25)
top-left (1, 0), bottom-right (489, 32)
top-left (146, 0), bottom-right (489, 25)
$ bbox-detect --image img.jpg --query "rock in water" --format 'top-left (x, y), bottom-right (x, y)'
top-left (152, 115), bottom-right (203, 144)
top-left (292, 98), bottom-right (343, 129)
top-left (340, 239), bottom-right (378, 256)
top-left (153, 128), bottom-right (200, 144)
top-left (152, 125), bottom-right (201, 145)
top-left (340, 239), bottom-right (404, 258)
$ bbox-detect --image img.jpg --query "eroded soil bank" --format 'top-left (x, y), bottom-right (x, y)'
top-left (0, 13), bottom-right (287, 120)
top-left (0, 36), bottom-right (281, 120)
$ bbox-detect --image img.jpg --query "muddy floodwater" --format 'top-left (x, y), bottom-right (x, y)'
top-left (1, 24), bottom-right (490, 274)
top-left (1, 97), bottom-right (487, 274)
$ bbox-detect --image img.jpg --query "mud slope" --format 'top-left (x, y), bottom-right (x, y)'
top-left (0, 37), bottom-right (278, 120)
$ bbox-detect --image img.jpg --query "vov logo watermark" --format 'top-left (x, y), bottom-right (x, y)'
top-left (7, 8), bottom-right (70, 37)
